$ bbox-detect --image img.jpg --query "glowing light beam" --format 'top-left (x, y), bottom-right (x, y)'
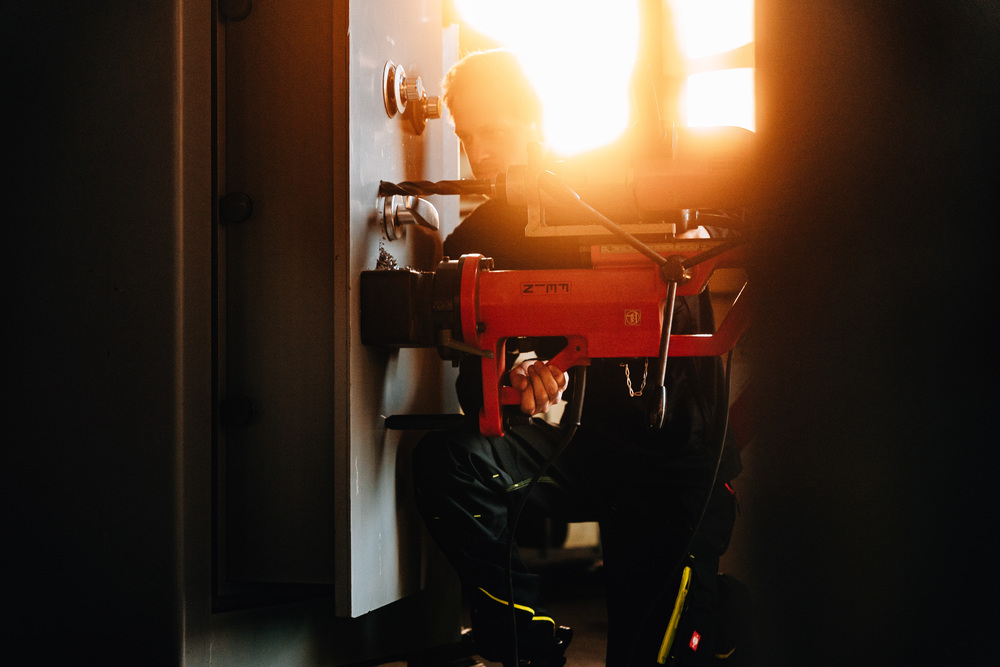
top-left (453, 0), bottom-right (640, 156)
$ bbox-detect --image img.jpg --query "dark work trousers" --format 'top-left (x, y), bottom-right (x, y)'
top-left (413, 416), bottom-right (737, 666)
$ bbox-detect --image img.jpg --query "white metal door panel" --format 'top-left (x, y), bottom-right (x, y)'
top-left (335, 0), bottom-right (459, 617)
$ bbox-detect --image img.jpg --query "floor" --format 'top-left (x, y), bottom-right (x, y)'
top-left (516, 555), bottom-right (610, 667)
top-left (384, 552), bottom-right (608, 667)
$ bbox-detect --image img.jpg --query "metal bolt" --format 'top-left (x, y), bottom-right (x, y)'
top-left (219, 0), bottom-right (252, 21)
top-left (219, 192), bottom-right (254, 223)
top-left (220, 395), bottom-right (255, 428)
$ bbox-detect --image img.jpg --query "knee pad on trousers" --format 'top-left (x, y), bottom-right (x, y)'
top-left (654, 563), bottom-right (753, 665)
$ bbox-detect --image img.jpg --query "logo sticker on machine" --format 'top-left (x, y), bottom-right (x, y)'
top-left (625, 309), bottom-right (641, 326)
top-left (521, 282), bottom-right (570, 294)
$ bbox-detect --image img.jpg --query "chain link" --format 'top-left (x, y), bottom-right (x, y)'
top-left (620, 358), bottom-right (649, 397)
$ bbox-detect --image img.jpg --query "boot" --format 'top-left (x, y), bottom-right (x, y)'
top-left (468, 587), bottom-right (572, 665)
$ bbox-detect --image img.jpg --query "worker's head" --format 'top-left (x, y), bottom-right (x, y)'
top-left (442, 49), bottom-right (544, 180)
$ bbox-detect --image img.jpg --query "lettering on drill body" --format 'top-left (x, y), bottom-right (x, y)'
top-left (521, 282), bottom-right (571, 295)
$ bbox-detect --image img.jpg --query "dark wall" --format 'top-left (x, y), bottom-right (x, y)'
top-left (5, 2), bottom-right (200, 662)
top-left (748, 1), bottom-right (999, 663)
top-left (4, 2), bottom-right (459, 665)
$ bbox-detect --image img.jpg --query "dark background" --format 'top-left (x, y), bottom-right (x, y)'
top-left (747, 2), bottom-right (1000, 663)
top-left (4, 1), bottom-right (999, 664)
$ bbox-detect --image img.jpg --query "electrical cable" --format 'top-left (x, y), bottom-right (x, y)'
top-left (498, 347), bottom-right (732, 665)
top-left (503, 366), bottom-right (587, 667)
top-left (625, 347), bottom-right (735, 665)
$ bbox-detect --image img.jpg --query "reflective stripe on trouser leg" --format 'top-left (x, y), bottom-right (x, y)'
top-left (478, 586), bottom-right (556, 628)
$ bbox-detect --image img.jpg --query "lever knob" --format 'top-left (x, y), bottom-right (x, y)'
top-left (377, 194), bottom-right (440, 241)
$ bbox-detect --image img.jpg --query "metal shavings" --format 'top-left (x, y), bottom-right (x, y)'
top-left (376, 243), bottom-right (399, 270)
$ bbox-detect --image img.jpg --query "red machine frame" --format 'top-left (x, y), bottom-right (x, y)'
top-left (455, 242), bottom-right (751, 435)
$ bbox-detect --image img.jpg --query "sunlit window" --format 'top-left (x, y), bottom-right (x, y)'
top-left (669, 0), bottom-right (755, 130)
top-left (684, 67), bottom-right (755, 130)
top-left (669, 0), bottom-right (753, 59)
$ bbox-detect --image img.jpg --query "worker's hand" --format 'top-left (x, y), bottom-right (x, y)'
top-left (509, 360), bottom-right (568, 416)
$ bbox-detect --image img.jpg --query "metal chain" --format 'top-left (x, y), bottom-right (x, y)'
top-left (620, 358), bottom-right (649, 397)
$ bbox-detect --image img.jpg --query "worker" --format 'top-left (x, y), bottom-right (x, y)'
top-left (412, 49), bottom-right (746, 666)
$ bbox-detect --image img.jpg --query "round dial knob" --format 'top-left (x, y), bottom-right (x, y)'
top-left (403, 76), bottom-right (424, 104)
top-left (424, 96), bottom-right (442, 119)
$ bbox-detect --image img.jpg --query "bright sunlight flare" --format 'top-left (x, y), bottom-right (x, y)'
top-left (683, 68), bottom-right (755, 130)
top-left (452, 0), bottom-right (755, 153)
top-left (453, 0), bottom-right (639, 156)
